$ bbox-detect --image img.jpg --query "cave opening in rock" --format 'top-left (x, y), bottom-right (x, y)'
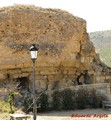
top-left (16, 77), bottom-right (29, 90)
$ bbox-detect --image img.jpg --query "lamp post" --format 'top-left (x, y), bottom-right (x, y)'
top-left (30, 44), bottom-right (39, 120)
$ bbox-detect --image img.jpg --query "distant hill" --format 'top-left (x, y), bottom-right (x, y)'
top-left (89, 30), bottom-right (111, 67)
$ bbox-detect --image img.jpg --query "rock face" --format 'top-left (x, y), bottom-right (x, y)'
top-left (0, 5), bottom-right (111, 92)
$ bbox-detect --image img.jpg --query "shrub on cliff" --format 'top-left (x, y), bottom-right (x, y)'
top-left (23, 97), bottom-right (33, 113)
top-left (75, 88), bottom-right (106, 109)
top-left (52, 91), bottom-right (62, 110)
top-left (62, 89), bottom-right (76, 110)
top-left (91, 89), bottom-right (106, 108)
top-left (38, 93), bottom-right (49, 112)
top-left (52, 89), bottom-right (76, 110)
top-left (76, 89), bottom-right (88, 109)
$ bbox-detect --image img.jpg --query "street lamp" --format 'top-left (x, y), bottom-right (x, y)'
top-left (30, 44), bottom-right (39, 120)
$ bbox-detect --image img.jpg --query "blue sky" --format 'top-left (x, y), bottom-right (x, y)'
top-left (0, 0), bottom-right (111, 32)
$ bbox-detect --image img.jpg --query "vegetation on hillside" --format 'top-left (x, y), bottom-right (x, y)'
top-left (0, 99), bottom-right (12, 119)
top-left (89, 30), bottom-right (111, 67)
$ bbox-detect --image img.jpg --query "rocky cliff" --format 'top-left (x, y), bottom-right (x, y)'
top-left (0, 5), bottom-right (111, 92)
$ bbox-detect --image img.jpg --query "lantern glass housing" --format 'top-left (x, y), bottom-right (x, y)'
top-left (29, 44), bottom-right (38, 60)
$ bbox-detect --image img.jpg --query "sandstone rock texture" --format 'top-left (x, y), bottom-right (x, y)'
top-left (0, 5), bottom-right (111, 92)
